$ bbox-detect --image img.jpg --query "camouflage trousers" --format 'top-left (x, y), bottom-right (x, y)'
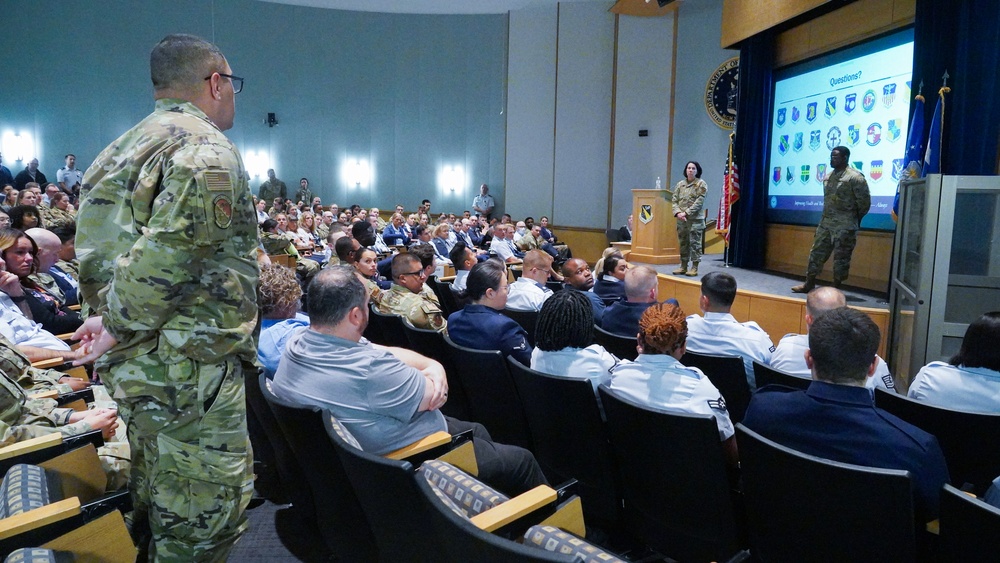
top-left (806, 225), bottom-right (858, 283)
top-left (102, 343), bottom-right (253, 562)
top-left (676, 218), bottom-right (705, 266)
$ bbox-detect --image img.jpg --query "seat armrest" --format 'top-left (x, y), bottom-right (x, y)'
top-left (0, 497), bottom-right (81, 541)
top-left (31, 358), bottom-right (66, 370)
top-left (55, 388), bottom-right (95, 407)
top-left (0, 434), bottom-right (63, 461)
top-left (470, 485), bottom-right (558, 533)
top-left (386, 431), bottom-right (452, 460)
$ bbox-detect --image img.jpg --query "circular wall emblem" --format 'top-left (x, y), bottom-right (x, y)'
top-left (705, 57), bottom-right (739, 130)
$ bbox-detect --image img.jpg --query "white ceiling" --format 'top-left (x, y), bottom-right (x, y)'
top-left (259, 0), bottom-right (613, 15)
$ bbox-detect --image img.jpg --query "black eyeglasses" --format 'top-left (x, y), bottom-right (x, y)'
top-left (204, 72), bottom-right (244, 94)
top-left (398, 269), bottom-right (425, 279)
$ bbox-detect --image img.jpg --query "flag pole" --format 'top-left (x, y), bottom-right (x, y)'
top-left (722, 131), bottom-right (736, 267)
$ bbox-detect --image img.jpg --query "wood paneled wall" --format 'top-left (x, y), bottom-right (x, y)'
top-left (764, 224), bottom-right (894, 292)
top-left (657, 273), bottom-right (890, 358)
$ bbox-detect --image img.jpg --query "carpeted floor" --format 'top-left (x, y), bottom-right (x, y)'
top-left (230, 500), bottom-right (329, 562)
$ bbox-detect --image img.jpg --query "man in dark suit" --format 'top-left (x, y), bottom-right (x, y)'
top-left (742, 307), bottom-right (950, 522)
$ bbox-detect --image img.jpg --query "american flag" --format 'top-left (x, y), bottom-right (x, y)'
top-left (717, 152), bottom-right (739, 245)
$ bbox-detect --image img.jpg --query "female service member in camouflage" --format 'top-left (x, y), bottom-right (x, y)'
top-left (671, 161), bottom-right (708, 277)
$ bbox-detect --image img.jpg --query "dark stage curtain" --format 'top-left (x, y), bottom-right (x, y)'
top-left (729, 31), bottom-right (774, 269)
top-left (914, 0), bottom-right (1000, 174)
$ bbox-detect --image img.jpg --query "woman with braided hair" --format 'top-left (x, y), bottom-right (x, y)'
top-left (609, 302), bottom-right (738, 464)
top-left (531, 289), bottom-right (618, 405)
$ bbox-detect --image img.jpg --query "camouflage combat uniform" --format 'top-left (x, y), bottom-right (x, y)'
top-left (260, 231), bottom-right (320, 282)
top-left (672, 178), bottom-right (708, 269)
top-left (78, 99), bottom-right (258, 561)
top-left (378, 283), bottom-right (447, 332)
top-left (294, 186), bottom-right (312, 205)
top-left (0, 333), bottom-right (130, 490)
top-left (40, 205), bottom-right (76, 229)
top-left (804, 166), bottom-right (870, 285)
top-left (28, 272), bottom-right (69, 306)
top-left (256, 178), bottom-right (286, 206)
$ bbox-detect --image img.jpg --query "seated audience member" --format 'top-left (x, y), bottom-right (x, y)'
top-left (409, 225), bottom-right (432, 249)
top-left (370, 207), bottom-right (386, 232)
top-left (447, 259), bottom-right (532, 365)
top-left (0, 229), bottom-right (82, 334)
top-left (0, 210), bottom-right (9, 226)
top-left (489, 224), bottom-right (522, 264)
top-left (686, 272), bottom-right (774, 389)
top-left (378, 253), bottom-right (447, 332)
top-left (431, 223), bottom-right (453, 263)
top-left (8, 205), bottom-right (42, 230)
top-left (257, 264), bottom-right (309, 375)
top-left (531, 290), bottom-right (617, 399)
top-left (260, 218), bottom-right (320, 283)
top-left (255, 199), bottom-right (269, 224)
top-left (506, 250), bottom-right (554, 312)
top-left (609, 302), bottom-right (737, 463)
top-left (601, 266), bottom-right (661, 337)
top-left (272, 267), bottom-right (547, 495)
top-left (382, 212), bottom-right (410, 246)
top-left (770, 287), bottom-right (894, 391)
top-left (517, 224), bottom-right (566, 263)
top-left (512, 221), bottom-right (528, 244)
top-left (353, 248), bottom-right (389, 305)
top-left (25, 228), bottom-right (77, 306)
top-left (539, 216), bottom-right (558, 243)
top-left (39, 192), bottom-right (75, 229)
top-left (618, 214), bottom-right (633, 242)
top-left (0, 329), bottom-right (88, 393)
top-left (742, 307), bottom-right (950, 522)
top-left (561, 258), bottom-right (606, 326)
top-left (0, 259), bottom-right (75, 361)
top-left (51, 224), bottom-right (79, 283)
top-left (448, 242), bottom-right (476, 294)
top-left (907, 311), bottom-right (1000, 413)
top-left (316, 211), bottom-right (335, 240)
top-left (285, 216), bottom-right (312, 250)
top-left (335, 236), bottom-right (361, 267)
top-left (593, 255), bottom-right (628, 302)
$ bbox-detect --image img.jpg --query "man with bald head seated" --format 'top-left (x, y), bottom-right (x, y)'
top-left (561, 258), bottom-right (606, 326)
top-left (609, 303), bottom-right (737, 465)
top-left (601, 266), bottom-right (670, 337)
top-left (272, 267), bottom-right (547, 495)
top-left (25, 228), bottom-right (77, 305)
top-left (743, 307), bottom-right (949, 522)
top-left (769, 287), bottom-right (894, 391)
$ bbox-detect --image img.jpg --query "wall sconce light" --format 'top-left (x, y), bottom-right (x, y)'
top-left (243, 150), bottom-right (270, 178)
top-left (440, 165), bottom-right (464, 192)
top-left (343, 158), bottom-right (370, 188)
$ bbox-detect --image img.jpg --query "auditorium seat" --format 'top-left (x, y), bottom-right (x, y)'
top-left (401, 319), bottom-right (471, 420)
top-left (681, 351), bottom-right (751, 423)
top-left (939, 483), bottom-right (1000, 562)
top-left (508, 358), bottom-right (622, 529)
top-left (442, 335), bottom-right (533, 450)
top-left (259, 374), bottom-right (379, 562)
top-left (736, 423), bottom-right (915, 562)
top-left (365, 303), bottom-right (410, 348)
top-left (875, 388), bottom-right (1000, 494)
top-left (325, 412), bottom-right (599, 562)
top-left (428, 275), bottom-right (462, 317)
top-left (593, 325), bottom-right (638, 361)
top-left (500, 308), bottom-right (539, 347)
top-left (752, 360), bottom-right (811, 390)
top-left (599, 385), bottom-right (741, 562)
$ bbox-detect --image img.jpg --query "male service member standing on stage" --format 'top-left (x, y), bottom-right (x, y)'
top-left (792, 146), bottom-right (870, 293)
top-left (74, 34), bottom-right (258, 561)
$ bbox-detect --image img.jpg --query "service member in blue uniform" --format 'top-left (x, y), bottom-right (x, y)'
top-left (447, 259), bottom-right (532, 366)
top-left (742, 307), bottom-right (950, 522)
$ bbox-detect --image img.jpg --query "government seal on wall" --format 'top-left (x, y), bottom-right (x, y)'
top-left (705, 57), bottom-right (739, 130)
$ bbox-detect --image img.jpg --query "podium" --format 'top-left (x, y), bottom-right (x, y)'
top-left (628, 189), bottom-right (679, 265)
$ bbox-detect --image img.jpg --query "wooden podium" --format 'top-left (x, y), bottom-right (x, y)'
top-left (628, 189), bottom-right (679, 265)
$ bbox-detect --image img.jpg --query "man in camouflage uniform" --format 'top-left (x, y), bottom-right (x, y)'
top-left (378, 252), bottom-right (447, 332)
top-left (672, 161), bottom-right (708, 277)
top-left (792, 146), bottom-right (870, 293)
top-left (257, 169), bottom-right (286, 206)
top-left (74, 34), bottom-right (257, 561)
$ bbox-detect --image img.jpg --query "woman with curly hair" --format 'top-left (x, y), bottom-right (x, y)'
top-left (608, 302), bottom-right (738, 464)
top-left (0, 228), bottom-right (82, 335)
top-left (8, 205), bottom-right (42, 230)
top-left (257, 263), bottom-right (308, 375)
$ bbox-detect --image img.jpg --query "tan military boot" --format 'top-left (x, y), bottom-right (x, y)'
top-left (791, 277), bottom-right (816, 293)
top-left (685, 263), bottom-right (699, 276)
top-left (672, 265), bottom-right (687, 275)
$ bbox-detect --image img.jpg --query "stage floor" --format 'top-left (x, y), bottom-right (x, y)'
top-left (640, 253), bottom-right (891, 311)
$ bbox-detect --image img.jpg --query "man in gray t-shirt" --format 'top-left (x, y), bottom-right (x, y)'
top-left (272, 266), bottom-right (547, 495)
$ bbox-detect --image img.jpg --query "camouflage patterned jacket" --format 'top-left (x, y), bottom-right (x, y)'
top-left (77, 99), bottom-right (259, 366)
top-left (378, 284), bottom-right (447, 332)
top-left (0, 333), bottom-right (73, 394)
top-left (672, 178), bottom-right (708, 219)
top-left (820, 166), bottom-right (870, 230)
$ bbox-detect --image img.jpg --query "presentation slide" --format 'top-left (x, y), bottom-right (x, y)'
top-left (766, 30), bottom-right (914, 231)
